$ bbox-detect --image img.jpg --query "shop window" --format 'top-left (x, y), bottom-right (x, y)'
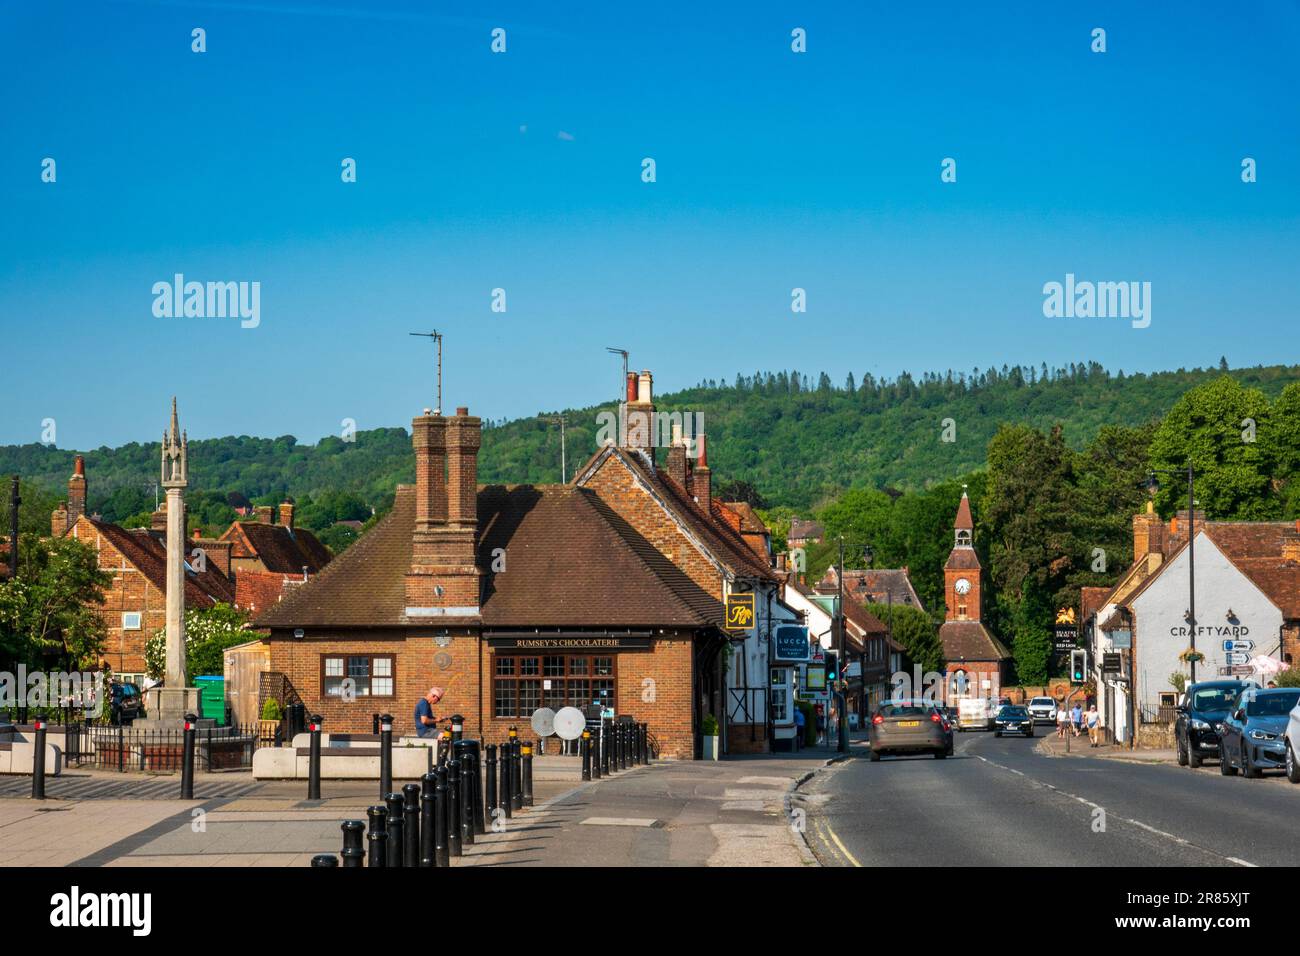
top-left (493, 653), bottom-right (618, 719)
top-left (322, 654), bottom-right (395, 698)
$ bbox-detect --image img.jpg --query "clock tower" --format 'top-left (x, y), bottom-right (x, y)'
top-left (944, 488), bottom-right (981, 622)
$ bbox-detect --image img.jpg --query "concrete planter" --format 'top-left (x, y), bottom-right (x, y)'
top-left (702, 734), bottom-right (720, 761)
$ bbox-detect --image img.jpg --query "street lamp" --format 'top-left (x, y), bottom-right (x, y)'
top-left (1145, 466), bottom-right (1199, 682)
top-left (835, 536), bottom-right (873, 753)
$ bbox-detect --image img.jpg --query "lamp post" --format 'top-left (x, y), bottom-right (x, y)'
top-left (1145, 466), bottom-right (1198, 682)
top-left (834, 536), bottom-right (873, 753)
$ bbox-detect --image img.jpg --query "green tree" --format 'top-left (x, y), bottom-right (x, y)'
top-left (0, 534), bottom-right (111, 669)
top-left (868, 602), bottom-right (943, 674)
top-left (145, 603), bottom-right (250, 683)
top-left (1148, 376), bottom-right (1276, 520)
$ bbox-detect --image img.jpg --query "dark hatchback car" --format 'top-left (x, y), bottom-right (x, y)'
top-left (869, 700), bottom-right (953, 761)
top-left (1175, 679), bottom-right (1254, 768)
top-left (110, 682), bottom-right (144, 725)
top-left (993, 705), bottom-right (1035, 738)
top-left (1218, 687), bottom-right (1300, 778)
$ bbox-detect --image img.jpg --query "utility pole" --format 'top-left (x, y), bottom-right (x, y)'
top-left (836, 535), bottom-right (848, 753)
top-left (7, 476), bottom-right (18, 581)
top-left (1186, 464), bottom-right (1197, 683)
top-left (409, 331), bottom-right (444, 415)
top-left (539, 414), bottom-right (569, 483)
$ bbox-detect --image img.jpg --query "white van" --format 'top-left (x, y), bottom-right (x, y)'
top-left (956, 697), bottom-right (998, 731)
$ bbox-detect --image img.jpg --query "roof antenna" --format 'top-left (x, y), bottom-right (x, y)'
top-left (409, 331), bottom-right (443, 415)
top-left (606, 347), bottom-right (628, 401)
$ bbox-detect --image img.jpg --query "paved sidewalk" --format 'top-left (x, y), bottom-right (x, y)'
top-left (457, 745), bottom-right (852, 867)
top-left (1036, 732), bottom-right (1176, 764)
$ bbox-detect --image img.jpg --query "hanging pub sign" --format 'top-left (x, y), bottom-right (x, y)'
top-left (724, 592), bottom-right (756, 632)
top-left (773, 624), bottom-right (811, 662)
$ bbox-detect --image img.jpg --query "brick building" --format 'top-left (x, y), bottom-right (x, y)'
top-left (256, 399), bottom-right (736, 759)
top-left (51, 457), bottom-right (235, 683)
top-left (219, 500), bottom-right (330, 579)
top-left (938, 489), bottom-right (1012, 702)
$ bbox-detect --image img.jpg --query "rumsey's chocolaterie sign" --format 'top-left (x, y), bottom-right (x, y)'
top-left (486, 635), bottom-right (652, 651)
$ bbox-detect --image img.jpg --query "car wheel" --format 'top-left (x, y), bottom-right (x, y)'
top-left (1027, 728), bottom-right (1034, 738)
top-left (1220, 750), bottom-right (1237, 776)
top-left (1188, 745), bottom-right (1203, 769)
top-left (1286, 741), bottom-right (1300, 784)
top-left (994, 731), bottom-right (1001, 738)
top-left (1176, 734), bottom-right (1189, 766)
top-left (869, 749), bottom-right (881, 762)
top-left (1243, 750), bottom-right (1262, 779)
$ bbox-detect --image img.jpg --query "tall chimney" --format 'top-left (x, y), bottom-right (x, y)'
top-left (406, 406), bottom-right (481, 617)
top-left (690, 433), bottom-right (712, 515)
top-left (67, 456), bottom-right (87, 526)
top-left (51, 501), bottom-right (69, 537)
top-left (1284, 524), bottom-right (1300, 564)
top-left (254, 505), bottom-right (274, 524)
top-left (279, 499), bottom-right (295, 532)
top-left (666, 421), bottom-right (690, 487)
top-left (1133, 500), bottom-right (1158, 563)
top-left (623, 369), bottom-right (656, 462)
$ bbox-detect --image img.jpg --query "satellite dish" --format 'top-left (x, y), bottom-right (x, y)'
top-left (530, 707), bottom-right (556, 738)
top-left (553, 706), bottom-right (586, 741)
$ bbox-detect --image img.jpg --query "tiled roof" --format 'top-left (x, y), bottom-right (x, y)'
top-left (944, 548), bottom-right (981, 571)
top-left (954, 493), bottom-right (974, 530)
top-left (80, 519), bottom-right (234, 608)
top-left (255, 484), bottom-right (725, 630)
top-left (939, 620), bottom-right (1011, 662)
top-left (222, 521), bottom-right (331, 574)
top-left (617, 451), bottom-right (777, 581)
top-left (720, 501), bottom-right (767, 536)
top-left (1080, 586), bottom-right (1110, 622)
top-left (789, 519), bottom-right (824, 540)
top-left (234, 570), bottom-right (302, 615)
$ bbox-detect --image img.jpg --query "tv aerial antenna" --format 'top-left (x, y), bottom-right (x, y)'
top-left (409, 330), bottom-right (443, 415)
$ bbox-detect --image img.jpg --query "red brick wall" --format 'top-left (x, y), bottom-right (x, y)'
top-left (71, 516), bottom-right (162, 677)
top-left (267, 628), bottom-right (698, 759)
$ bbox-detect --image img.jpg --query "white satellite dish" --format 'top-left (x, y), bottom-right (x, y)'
top-left (530, 707), bottom-right (556, 738)
top-left (553, 706), bottom-right (586, 741)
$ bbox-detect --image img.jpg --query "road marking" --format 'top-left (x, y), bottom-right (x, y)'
top-left (824, 822), bottom-right (861, 867)
top-left (972, 754), bottom-right (1255, 867)
top-left (579, 816), bottom-right (660, 827)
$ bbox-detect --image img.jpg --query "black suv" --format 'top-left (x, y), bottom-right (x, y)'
top-left (1175, 679), bottom-right (1254, 768)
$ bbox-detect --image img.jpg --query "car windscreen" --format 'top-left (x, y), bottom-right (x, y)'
top-left (1245, 691), bottom-right (1300, 717)
top-left (1191, 686), bottom-right (1240, 711)
top-left (1030, 698), bottom-right (1054, 706)
top-left (879, 703), bottom-right (929, 718)
top-left (997, 707), bottom-right (1028, 719)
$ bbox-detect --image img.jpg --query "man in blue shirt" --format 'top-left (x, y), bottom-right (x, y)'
top-left (415, 687), bottom-right (444, 738)
top-left (1071, 702), bottom-right (1083, 737)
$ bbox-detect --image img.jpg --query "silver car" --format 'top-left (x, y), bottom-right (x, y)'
top-left (1219, 686), bottom-right (1300, 778)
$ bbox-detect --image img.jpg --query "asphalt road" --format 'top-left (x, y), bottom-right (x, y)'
top-left (799, 727), bottom-right (1300, 867)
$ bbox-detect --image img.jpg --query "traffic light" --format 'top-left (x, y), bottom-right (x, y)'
top-left (825, 651), bottom-right (839, 683)
top-left (1070, 649), bottom-right (1087, 684)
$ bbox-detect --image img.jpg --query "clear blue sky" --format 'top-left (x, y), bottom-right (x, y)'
top-left (2, 0), bottom-right (1297, 448)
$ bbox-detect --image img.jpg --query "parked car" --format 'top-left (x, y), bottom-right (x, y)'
top-left (1286, 696), bottom-right (1300, 784)
top-left (869, 700), bottom-right (953, 761)
top-left (1175, 679), bottom-right (1255, 768)
top-left (109, 681), bottom-right (144, 725)
top-left (1219, 686), bottom-right (1300, 778)
top-left (1026, 696), bottom-right (1058, 724)
top-left (993, 705), bottom-right (1035, 738)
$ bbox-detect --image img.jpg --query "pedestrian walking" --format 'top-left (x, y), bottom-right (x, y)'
top-left (1056, 705), bottom-right (1067, 738)
top-left (1071, 702), bottom-right (1083, 737)
top-left (794, 706), bottom-right (805, 751)
top-left (1086, 704), bottom-right (1101, 747)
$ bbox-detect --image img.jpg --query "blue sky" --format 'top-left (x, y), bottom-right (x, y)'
top-left (2, 0), bottom-right (1297, 448)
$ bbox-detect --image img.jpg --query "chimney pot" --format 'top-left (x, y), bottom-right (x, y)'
top-left (626, 373), bottom-right (638, 403)
top-left (456, 406), bottom-right (468, 417)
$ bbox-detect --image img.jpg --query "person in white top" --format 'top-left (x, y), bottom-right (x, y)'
top-left (1086, 704), bottom-right (1101, 747)
top-left (1056, 704), bottom-right (1068, 739)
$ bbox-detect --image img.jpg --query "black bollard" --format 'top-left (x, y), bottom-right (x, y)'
top-left (372, 712), bottom-right (380, 735)
top-left (366, 805), bottom-right (388, 868)
top-left (385, 792), bottom-right (405, 867)
top-left (419, 772), bottom-right (436, 867)
top-left (522, 742), bottom-right (534, 806)
top-left (602, 720), bottom-right (613, 775)
top-left (499, 740), bottom-right (513, 820)
top-left (31, 718), bottom-right (46, 800)
top-left (446, 758), bottom-right (463, 858)
top-left (307, 715), bottom-right (323, 800)
top-left (434, 766), bottom-right (449, 867)
top-left (403, 783), bottom-right (420, 868)
top-left (510, 739), bottom-right (523, 811)
top-left (459, 755), bottom-right (475, 846)
top-left (471, 747), bottom-right (486, 835)
top-left (641, 723), bottom-right (649, 763)
top-left (340, 819), bottom-right (365, 867)
top-left (581, 732), bottom-right (591, 781)
top-left (311, 854), bottom-right (338, 867)
top-left (180, 713), bottom-right (197, 799)
top-left (379, 713), bottom-right (393, 801)
top-left (485, 744), bottom-right (499, 829)
top-left (451, 713), bottom-right (464, 742)
top-left (592, 725), bottom-right (602, 779)
top-left (619, 721), bottom-right (628, 770)
top-left (438, 728), bottom-right (451, 767)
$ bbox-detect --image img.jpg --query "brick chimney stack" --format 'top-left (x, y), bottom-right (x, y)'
top-left (254, 505), bottom-right (274, 524)
top-left (666, 421), bottom-right (691, 488)
top-left (690, 433), bottom-right (712, 515)
top-left (1133, 500), bottom-right (1161, 563)
top-left (67, 456), bottom-right (87, 526)
top-left (1284, 521), bottom-right (1300, 565)
top-left (279, 499), bottom-right (295, 532)
top-left (406, 406), bottom-right (481, 617)
top-left (623, 369), bottom-right (656, 463)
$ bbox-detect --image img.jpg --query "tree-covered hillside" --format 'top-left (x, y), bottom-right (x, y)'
top-left (3, 360), bottom-right (1298, 527)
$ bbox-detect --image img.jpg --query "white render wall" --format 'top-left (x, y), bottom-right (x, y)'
top-left (1130, 533), bottom-right (1281, 716)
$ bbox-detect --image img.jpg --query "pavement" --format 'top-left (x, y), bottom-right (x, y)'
top-left (0, 743), bottom-right (851, 867)
top-left (800, 724), bottom-right (1300, 867)
top-left (1035, 730), bottom-right (1178, 764)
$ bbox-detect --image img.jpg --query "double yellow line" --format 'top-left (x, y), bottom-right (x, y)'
top-left (814, 818), bottom-right (861, 867)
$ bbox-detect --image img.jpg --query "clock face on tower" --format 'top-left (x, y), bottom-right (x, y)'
top-left (954, 578), bottom-right (972, 595)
